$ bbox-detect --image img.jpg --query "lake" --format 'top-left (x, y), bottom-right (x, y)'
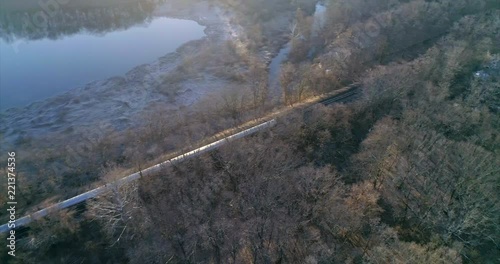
top-left (0, 5), bottom-right (205, 111)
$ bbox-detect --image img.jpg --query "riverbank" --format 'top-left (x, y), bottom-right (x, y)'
top-left (0, 1), bottom-right (240, 148)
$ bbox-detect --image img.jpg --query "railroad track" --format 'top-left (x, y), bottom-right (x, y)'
top-left (0, 120), bottom-right (277, 233)
top-left (318, 85), bottom-right (361, 106)
top-left (0, 84), bottom-right (363, 233)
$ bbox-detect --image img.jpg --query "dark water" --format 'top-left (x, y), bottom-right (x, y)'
top-left (267, 3), bottom-right (326, 101)
top-left (0, 1), bottom-right (205, 110)
top-left (268, 42), bottom-right (291, 101)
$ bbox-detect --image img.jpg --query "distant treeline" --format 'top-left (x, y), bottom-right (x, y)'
top-left (1, 0), bottom-right (159, 11)
top-left (0, 0), bottom-right (163, 41)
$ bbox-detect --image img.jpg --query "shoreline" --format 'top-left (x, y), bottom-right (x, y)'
top-left (0, 0), bottom-right (296, 149)
top-left (0, 1), bottom-right (233, 148)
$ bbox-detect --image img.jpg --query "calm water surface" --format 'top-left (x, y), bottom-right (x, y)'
top-left (0, 17), bottom-right (205, 110)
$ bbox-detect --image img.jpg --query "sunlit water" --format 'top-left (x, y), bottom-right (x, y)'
top-left (0, 17), bottom-right (205, 111)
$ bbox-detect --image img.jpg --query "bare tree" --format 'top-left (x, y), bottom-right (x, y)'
top-left (87, 168), bottom-right (145, 245)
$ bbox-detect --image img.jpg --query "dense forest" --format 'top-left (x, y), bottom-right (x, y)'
top-left (1, 0), bottom-right (499, 263)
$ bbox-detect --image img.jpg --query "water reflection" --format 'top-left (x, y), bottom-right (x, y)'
top-left (0, 0), bottom-right (206, 111)
top-left (0, 0), bottom-right (163, 42)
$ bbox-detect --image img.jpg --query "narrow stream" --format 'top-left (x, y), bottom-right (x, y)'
top-left (267, 2), bottom-right (326, 102)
